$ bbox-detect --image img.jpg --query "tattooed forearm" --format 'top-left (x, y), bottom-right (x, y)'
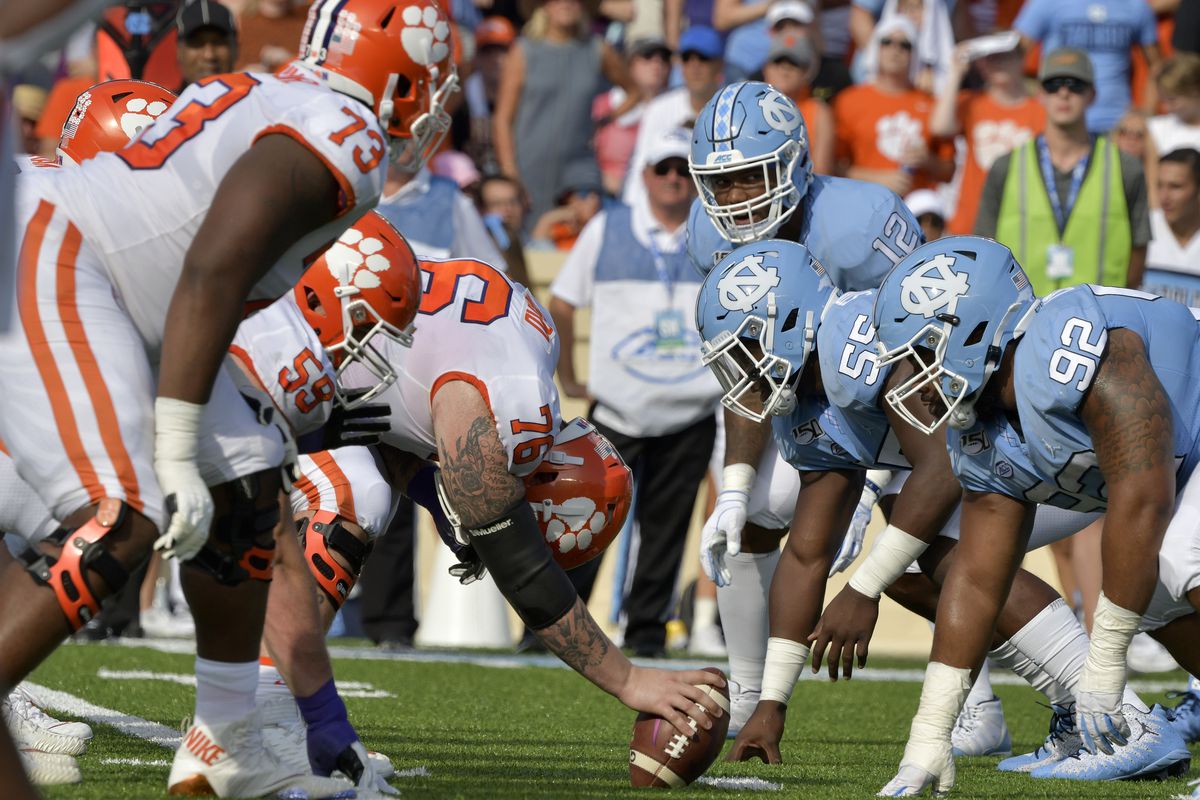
top-left (437, 414), bottom-right (525, 528)
top-left (1083, 328), bottom-right (1175, 480)
top-left (537, 597), bottom-right (612, 676)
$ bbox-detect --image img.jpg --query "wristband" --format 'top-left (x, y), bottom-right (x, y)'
top-left (722, 463), bottom-right (756, 494)
top-left (154, 397), bottom-right (204, 461)
top-left (761, 637), bottom-right (810, 705)
top-left (848, 524), bottom-right (928, 600)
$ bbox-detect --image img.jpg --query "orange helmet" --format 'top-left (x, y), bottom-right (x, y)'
top-left (299, 0), bottom-right (459, 171)
top-left (525, 418), bottom-right (634, 570)
top-left (294, 211), bottom-right (422, 408)
top-left (57, 79), bottom-right (176, 166)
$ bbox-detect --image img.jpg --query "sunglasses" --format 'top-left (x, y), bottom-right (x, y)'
top-left (652, 159), bottom-right (690, 178)
top-left (637, 48), bottom-right (673, 61)
top-left (1042, 77), bottom-right (1090, 95)
top-left (880, 37), bottom-right (913, 51)
top-left (681, 51), bottom-right (714, 63)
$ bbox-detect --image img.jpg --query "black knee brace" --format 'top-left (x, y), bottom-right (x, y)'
top-left (183, 475), bottom-right (279, 586)
top-left (21, 498), bottom-right (132, 631)
top-left (298, 510), bottom-right (372, 608)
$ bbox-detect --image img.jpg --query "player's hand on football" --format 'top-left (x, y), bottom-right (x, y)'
top-left (809, 585), bottom-right (879, 680)
top-left (700, 488), bottom-right (749, 587)
top-left (619, 667), bottom-right (725, 739)
top-left (726, 701), bottom-right (785, 764)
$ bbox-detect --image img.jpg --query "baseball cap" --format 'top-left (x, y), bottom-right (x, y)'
top-left (874, 15), bottom-right (917, 44)
top-left (766, 33), bottom-right (815, 67)
top-left (645, 127), bottom-right (691, 168)
top-left (1039, 47), bottom-right (1094, 84)
top-left (766, 0), bottom-right (815, 29)
top-left (629, 36), bottom-right (671, 59)
top-left (176, 0), bottom-right (236, 39)
top-left (476, 16), bottom-right (516, 49)
top-left (904, 189), bottom-right (946, 220)
top-left (679, 26), bottom-right (723, 60)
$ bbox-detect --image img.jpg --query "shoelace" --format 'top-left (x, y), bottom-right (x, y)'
top-left (1030, 705), bottom-right (1075, 758)
top-left (10, 689), bottom-right (59, 727)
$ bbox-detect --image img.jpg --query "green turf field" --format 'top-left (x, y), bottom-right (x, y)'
top-left (25, 640), bottom-right (1199, 799)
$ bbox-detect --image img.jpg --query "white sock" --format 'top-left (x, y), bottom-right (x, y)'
top-left (1008, 598), bottom-right (1089, 697)
top-left (965, 658), bottom-right (994, 706)
top-left (990, 640), bottom-right (1073, 706)
top-left (194, 657), bottom-right (258, 727)
top-left (256, 657), bottom-right (291, 703)
top-left (693, 596), bottom-right (718, 630)
top-left (716, 549), bottom-right (780, 694)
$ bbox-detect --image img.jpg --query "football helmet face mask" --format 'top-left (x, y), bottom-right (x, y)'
top-left (294, 211), bottom-right (422, 409)
top-left (57, 79), bottom-right (177, 165)
top-left (524, 418), bottom-right (633, 571)
top-left (690, 81), bottom-right (814, 244)
top-left (300, 0), bottom-right (459, 171)
top-left (696, 240), bottom-right (836, 422)
top-left (872, 236), bottom-right (1037, 435)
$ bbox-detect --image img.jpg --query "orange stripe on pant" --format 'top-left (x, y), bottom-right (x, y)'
top-left (293, 472), bottom-right (322, 511)
top-left (17, 200), bottom-right (104, 505)
top-left (310, 451), bottom-right (356, 522)
top-left (55, 221), bottom-right (144, 514)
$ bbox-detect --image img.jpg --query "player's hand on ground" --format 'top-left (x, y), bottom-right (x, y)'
top-left (618, 666), bottom-right (725, 739)
top-left (333, 741), bottom-right (397, 796)
top-left (809, 586), bottom-right (879, 680)
top-left (701, 488), bottom-right (749, 586)
top-left (725, 701), bottom-right (785, 764)
top-left (1076, 689), bottom-right (1129, 754)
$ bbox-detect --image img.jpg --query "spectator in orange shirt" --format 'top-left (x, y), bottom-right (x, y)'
top-left (833, 16), bottom-right (955, 194)
top-left (930, 32), bottom-right (1044, 234)
top-left (760, 34), bottom-right (834, 174)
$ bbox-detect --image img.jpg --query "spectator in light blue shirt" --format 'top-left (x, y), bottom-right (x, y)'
top-left (1015, 0), bottom-right (1161, 133)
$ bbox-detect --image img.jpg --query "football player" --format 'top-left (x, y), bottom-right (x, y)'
top-left (0, 0), bottom-right (457, 795)
top-left (686, 81), bottom-right (941, 741)
top-left (871, 236), bottom-right (1200, 795)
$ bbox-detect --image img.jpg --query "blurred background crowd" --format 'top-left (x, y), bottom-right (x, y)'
top-left (10, 0), bottom-right (1200, 667)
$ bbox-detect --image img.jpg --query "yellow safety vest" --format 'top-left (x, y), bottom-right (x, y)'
top-left (995, 136), bottom-right (1131, 296)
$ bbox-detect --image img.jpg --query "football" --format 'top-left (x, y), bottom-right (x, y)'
top-left (628, 667), bottom-right (731, 788)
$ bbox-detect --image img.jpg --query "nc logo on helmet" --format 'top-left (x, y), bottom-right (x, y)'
top-left (325, 228), bottom-right (391, 290)
top-left (899, 254), bottom-right (971, 319)
top-left (717, 254), bottom-right (780, 313)
top-left (759, 90), bottom-right (802, 136)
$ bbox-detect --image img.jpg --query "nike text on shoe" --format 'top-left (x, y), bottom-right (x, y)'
top-left (1029, 704), bottom-right (1190, 781)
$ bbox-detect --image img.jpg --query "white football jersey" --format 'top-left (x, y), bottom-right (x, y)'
top-left (227, 294), bottom-right (336, 437)
top-left (22, 63), bottom-right (388, 356)
top-left (341, 257), bottom-right (563, 478)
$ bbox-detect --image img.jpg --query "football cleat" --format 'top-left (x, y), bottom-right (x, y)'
top-left (725, 679), bottom-right (760, 740)
top-left (1167, 685), bottom-right (1200, 744)
top-left (686, 624), bottom-right (727, 658)
top-left (950, 696), bottom-right (1011, 757)
top-left (12, 684), bottom-right (93, 741)
top-left (19, 751), bottom-right (82, 785)
top-left (168, 710), bottom-right (356, 798)
top-left (3, 690), bottom-right (88, 756)
top-left (1029, 705), bottom-right (1190, 781)
top-left (997, 703), bottom-right (1079, 773)
top-left (259, 696), bottom-right (311, 775)
top-left (1127, 632), bottom-right (1179, 673)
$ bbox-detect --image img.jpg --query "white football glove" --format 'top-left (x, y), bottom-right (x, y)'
top-left (830, 478), bottom-right (882, 576)
top-left (334, 741), bottom-right (398, 797)
top-left (1075, 592), bottom-right (1140, 754)
top-left (1076, 689), bottom-right (1128, 755)
top-left (152, 398), bottom-right (214, 561)
top-left (701, 487), bottom-right (749, 587)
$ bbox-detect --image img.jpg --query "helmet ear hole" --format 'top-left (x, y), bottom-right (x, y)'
top-left (304, 286), bottom-right (327, 316)
top-left (964, 320), bottom-right (987, 347)
top-left (780, 307), bottom-right (799, 333)
top-left (379, 7), bottom-right (396, 26)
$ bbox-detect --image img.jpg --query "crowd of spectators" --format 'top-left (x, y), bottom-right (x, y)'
top-left (9, 0), bottom-right (1200, 653)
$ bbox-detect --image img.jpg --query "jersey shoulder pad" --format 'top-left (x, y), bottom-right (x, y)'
top-left (686, 199), bottom-right (733, 276)
top-left (817, 290), bottom-right (889, 410)
top-left (1016, 286), bottom-right (1106, 416)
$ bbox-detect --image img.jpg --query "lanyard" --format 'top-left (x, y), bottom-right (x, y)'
top-left (1036, 136), bottom-right (1090, 233)
top-left (647, 230), bottom-right (675, 306)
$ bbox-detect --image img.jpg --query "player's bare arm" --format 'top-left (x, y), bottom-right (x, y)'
top-left (1081, 327), bottom-right (1175, 613)
top-left (725, 468), bottom-right (860, 764)
top-left (157, 134), bottom-right (342, 404)
top-left (433, 380), bottom-right (724, 736)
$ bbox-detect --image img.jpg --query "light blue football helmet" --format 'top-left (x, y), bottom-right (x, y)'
top-left (872, 236), bottom-right (1037, 434)
top-left (696, 239), bottom-right (836, 422)
top-left (690, 81), bottom-right (814, 245)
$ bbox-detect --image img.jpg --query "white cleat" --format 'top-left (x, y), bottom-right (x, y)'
top-left (168, 710), bottom-right (356, 798)
top-left (259, 696), bottom-right (311, 774)
top-left (19, 750), bottom-right (82, 785)
top-left (687, 624), bottom-right (727, 657)
top-left (951, 697), bottom-right (1012, 757)
top-left (726, 680), bottom-right (760, 740)
top-left (878, 764), bottom-right (951, 797)
top-left (1127, 632), bottom-right (1179, 673)
top-left (13, 684), bottom-right (93, 741)
top-left (4, 689), bottom-right (88, 756)
top-left (140, 605), bottom-right (196, 639)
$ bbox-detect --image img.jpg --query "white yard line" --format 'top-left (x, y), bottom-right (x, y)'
top-left (23, 682), bottom-right (181, 749)
top-left (95, 668), bottom-right (393, 698)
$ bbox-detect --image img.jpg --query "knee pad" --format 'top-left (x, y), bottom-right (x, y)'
top-left (184, 474), bottom-right (280, 586)
top-left (299, 511), bottom-right (372, 609)
top-left (21, 498), bottom-right (131, 631)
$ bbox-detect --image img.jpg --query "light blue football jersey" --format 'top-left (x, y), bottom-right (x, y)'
top-left (773, 290), bottom-right (909, 472)
top-left (949, 285), bottom-right (1200, 510)
top-left (686, 174), bottom-right (923, 290)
